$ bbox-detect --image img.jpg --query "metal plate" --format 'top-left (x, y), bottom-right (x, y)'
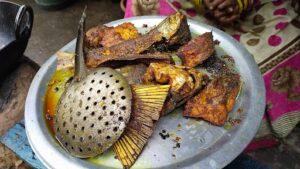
top-left (25, 16), bottom-right (265, 169)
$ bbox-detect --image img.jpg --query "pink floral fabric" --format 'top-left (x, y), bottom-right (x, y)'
top-left (264, 52), bottom-right (300, 121)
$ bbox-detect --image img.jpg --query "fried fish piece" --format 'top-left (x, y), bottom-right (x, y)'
top-left (85, 22), bottom-right (139, 48)
top-left (114, 22), bottom-right (140, 41)
top-left (143, 63), bottom-right (208, 114)
top-left (86, 12), bottom-right (191, 68)
top-left (85, 25), bottom-right (108, 48)
top-left (183, 73), bottom-right (240, 126)
top-left (177, 32), bottom-right (215, 67)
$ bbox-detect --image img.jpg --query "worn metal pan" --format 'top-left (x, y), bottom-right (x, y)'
top-left (25, 16), bottom-right (265, 169)
top-left (0, 1), bottom-right (33, 78)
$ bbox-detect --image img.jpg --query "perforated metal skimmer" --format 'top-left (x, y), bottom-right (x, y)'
top-left (54, 9), bottom-right (132, 158)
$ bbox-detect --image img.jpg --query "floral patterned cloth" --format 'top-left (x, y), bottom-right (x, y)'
top-left (124, 0), bottom-right (300, 150)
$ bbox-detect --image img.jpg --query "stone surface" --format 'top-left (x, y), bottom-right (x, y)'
top-left (9, 0), bottom-right (124, 66)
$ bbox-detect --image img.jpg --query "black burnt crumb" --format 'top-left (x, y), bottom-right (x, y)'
top-left (142, 24), bottom-right (148, 28)
top-left (162, 129), bottom-right (166, 133)
top-left (177, 124), bottom-right (182, 129)
top-left (159, 132), bottom-right (170, 140)
top-left (172, 143), bottom-right (181, 149)
top-left (66, 76), bottom-right (74, 84)
top-left (114, 155), bottom-right (118, 159)
top-left (54, 87), bottom-right (59, 92)
top-left (172, 154), bottom-right (176, 158)
top-left (214, 40), bottom-right (220, 45)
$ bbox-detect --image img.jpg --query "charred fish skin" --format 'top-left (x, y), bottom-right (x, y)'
top-left (85, 12), bottom-right (191, 68)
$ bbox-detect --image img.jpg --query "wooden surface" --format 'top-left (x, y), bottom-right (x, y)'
top-left (0, 60), bottom-right (37, 169)
top-left (0, 61), bottom-right (37, 135)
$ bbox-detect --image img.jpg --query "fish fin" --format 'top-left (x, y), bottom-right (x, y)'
top-left (113, 85), bottom-right (170, 168)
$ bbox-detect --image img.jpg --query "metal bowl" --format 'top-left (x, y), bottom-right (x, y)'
top-left (25, 16), bottom-right (265, 169)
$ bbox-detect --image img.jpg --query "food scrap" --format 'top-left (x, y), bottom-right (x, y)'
top-left (159, 130), bottom-right (170, 140)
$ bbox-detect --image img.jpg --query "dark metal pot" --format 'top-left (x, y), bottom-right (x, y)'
top-left (34, 0), bottom-right (74, 9)
top-left (0, 1), bottom-right (33, 78)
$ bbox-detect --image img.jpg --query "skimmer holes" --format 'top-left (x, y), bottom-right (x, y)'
top-left (121, 106), bottom-right (126, 110)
